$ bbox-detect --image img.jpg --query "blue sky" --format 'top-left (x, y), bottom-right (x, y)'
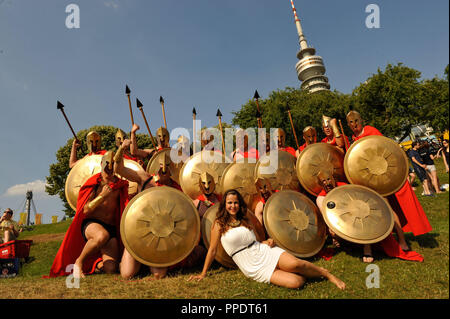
top-left (0, 0), bottom-right (448, 224)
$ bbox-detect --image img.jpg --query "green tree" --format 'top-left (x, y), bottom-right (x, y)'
top-left (45, 125), bottom-right (153, 217)
top-left (232, 87), bottom-right (351, 148)
top-left (417, 65), bottom-right (449, 134)
top-left (351, 63), bottom-right (423, 140)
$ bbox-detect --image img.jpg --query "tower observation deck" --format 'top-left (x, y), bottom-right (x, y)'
top-left (290, 0), bottom-right (330, 93)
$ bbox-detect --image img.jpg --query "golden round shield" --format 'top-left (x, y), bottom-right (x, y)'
top-left (219, 160), bottom-right (259, 212)
top-left (65, 155), bottom-right (144, 211)
top-left (201, 204), bottom-right (265, 268)
top-left (263, 190), bottom-right (327, 257)
top-left (255, 150), bottom-right (300, 191)
top-left (321, 184), bottom-right (395, 244)
top-left (344, 135), bottom-right (409, 196)
top-left (296, 143), bottom-right (346, 196)
top-left (179, 151), bottom-right (231, 200)
top-left (120, 186), bottom-right (201, 267)
top-left (146, 148), bottom-right (184, 185)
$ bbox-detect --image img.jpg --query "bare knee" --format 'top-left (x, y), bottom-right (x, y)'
top-left (92, 232), bottom-right (109, 247)
top-left (285, 276), bottom-right (305, 289)
top-left (151, 267), bottom-right (167, 280)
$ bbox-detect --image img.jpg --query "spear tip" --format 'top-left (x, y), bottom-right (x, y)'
top-left (136, 98), bottom-right (143, 108)
top-left (57, 101), bottom-right (64, 109)
top-left (125, 85), bottom-right (131, 94)
top-left (192, 107), bottom-right (197, 115)
top-left (160, 96), bottom-right (164, 103)
top-left (253, 90), bottom-right (260, 99)
top-left (216, 108), bottom-right (222, 117)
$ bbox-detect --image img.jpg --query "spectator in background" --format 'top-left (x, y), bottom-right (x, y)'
top-left (437, 139), bottom-right (449, 173)
top-left (408, 142), bottom-right (433, 196)
top-left (418, 141), bottom-right (443, 194)
top-left (0, 209), bottom-right (20, 244)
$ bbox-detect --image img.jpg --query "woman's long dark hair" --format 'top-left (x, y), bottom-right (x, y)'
top-left (216, 189), bottom-right (250, 235)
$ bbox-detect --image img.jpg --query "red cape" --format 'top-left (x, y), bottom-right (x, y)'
top-left (88, 150), bottom-right (107, 156)
top-left (351, 125), bottom-right (383, 142)
top-left (123, 153), bottom-right (139, 162)
top-left (46, 173), bottom-right (129, 277)
top-left (321, 135), bottom-right (350, 151)
top-left (279, 146), bottom-right (297, 157)
top-left (232, 148), bottom-right (259, 160)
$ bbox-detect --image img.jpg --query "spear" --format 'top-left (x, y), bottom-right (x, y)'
top-left (254, 90), bottom-right (263, 129)
top-left (216, 108), bottom-right (226, 155)
top-left (338, 119), bottom-right (350, 150)
top-left (192, 107), bottom-right (197, 154)
top-left (125, 85), bottom-right (134, 125)
top-left (285, 103), bottom-right (300, 150)
top-left (136, 98), bottom-right (157, 149)
top-left (57, 101), bottom-right (79, 143)
top-left (160, 96), bottom-right (167, 129)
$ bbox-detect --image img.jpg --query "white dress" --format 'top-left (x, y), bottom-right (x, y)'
top-left (220, 226), bottom-right (285, 284)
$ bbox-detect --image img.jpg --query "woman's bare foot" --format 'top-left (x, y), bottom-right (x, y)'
top-left (327, 273), bottom-right (346, 290)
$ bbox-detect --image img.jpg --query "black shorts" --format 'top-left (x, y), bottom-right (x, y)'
top-left (81, 218), bottom-right (117, 242)
top-left (413, 166), bottom-right (427, 182)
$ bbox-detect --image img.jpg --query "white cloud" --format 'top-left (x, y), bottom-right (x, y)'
top-left (3, 180), bottom-right (48, 197)
top-left (104, 1), bottom-right (119, 10)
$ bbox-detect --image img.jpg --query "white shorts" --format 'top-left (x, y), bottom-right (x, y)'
top-left (425, 165), bottom-right (436, 172)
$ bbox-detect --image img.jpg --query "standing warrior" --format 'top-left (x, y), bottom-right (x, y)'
top-left (346, 111), bottom-right (432, 249)
top-left (253, 178), bottom-right (275, 228)
top-left (192, 172), bottom-right (221, 218)
top-left (296, 126), bottom-right (317, 157)
top-left (69, 131), bottom-right (107, 169)
top-left (48, 151), bottom-right (129, 278)
top-left (115, 139), bottom-right (203, 280)
top-left (115, 128), bottom-right (139, 162)
top-left (321, 115), bottom-right (348, 151)
top-left (231, 128), bottom-right (259, 161)
top-left (274, 128), bottom-right (296, 157)
top-left (130, 125), bottom-right (171, 161)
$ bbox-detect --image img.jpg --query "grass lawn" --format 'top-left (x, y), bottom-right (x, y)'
top-left (1, 161), bottom-right (448, 299)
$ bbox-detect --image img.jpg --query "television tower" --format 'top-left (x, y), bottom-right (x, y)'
top-left (290, 0), bottom-right (330, 93)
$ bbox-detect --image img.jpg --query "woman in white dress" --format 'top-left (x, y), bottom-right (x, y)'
top-left (188, 189), bottom-right (346, 290)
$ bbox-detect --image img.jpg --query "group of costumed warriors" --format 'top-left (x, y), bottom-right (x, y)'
top-left (46, 89), bottom-right (431, 290)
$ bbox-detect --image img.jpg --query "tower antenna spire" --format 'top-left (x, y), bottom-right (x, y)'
top-left (289, 0), bottom-right (330, 93)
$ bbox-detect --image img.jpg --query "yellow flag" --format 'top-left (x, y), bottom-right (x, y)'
top-left (19, 213), bottom-right (27, 225)
top-left (35, 214), bottom-right (42, 225)
top-left (51, 216), bottom-right (58, 224)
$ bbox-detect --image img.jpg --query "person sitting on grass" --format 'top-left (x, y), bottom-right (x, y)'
top-left (0, 209), bottom-right (20, 244)
top-left (188, 189), bottom-right (346, 290)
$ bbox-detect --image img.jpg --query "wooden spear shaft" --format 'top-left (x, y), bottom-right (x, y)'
top-left (160, 96), bottom-right (167, 129)
top-left (57, 101), bottom-right (79, 142)
top-left (217, 109), bottom-right (226, 154)
top-left (339, 119), bottom-right (350, 150)
top-left (127, 95), bottom-right (134, 125)
top-left (287, 109), bottom-right (300, 150)
top-left (137, 101), bottom-right (157, 148)
top-left (192, 108), bottom-right (197, 154)
top-left (255, 99), bottom-right (263, 129)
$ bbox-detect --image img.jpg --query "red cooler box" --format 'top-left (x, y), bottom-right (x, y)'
top-left (0, 240), bottom-right (33, 259)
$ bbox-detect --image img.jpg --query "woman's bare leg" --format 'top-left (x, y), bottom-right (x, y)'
top-left (276, 252), bottom-right (345, 289)
top-left (270, 269), bottom-right (306, 289)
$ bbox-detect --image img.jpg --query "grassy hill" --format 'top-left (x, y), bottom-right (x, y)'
top-left (1, 162), bottom-right (448, 299)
